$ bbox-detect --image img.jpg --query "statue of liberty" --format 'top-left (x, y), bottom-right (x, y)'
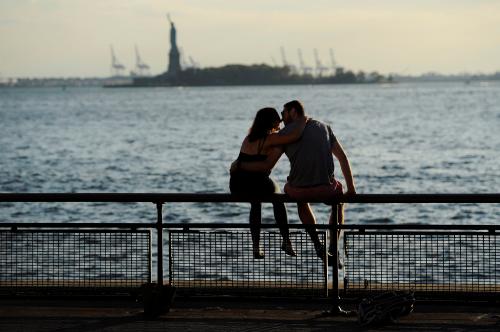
top-left (167, 14), bottom-right (181, 77)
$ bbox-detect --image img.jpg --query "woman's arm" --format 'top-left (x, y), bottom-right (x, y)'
top-left (264, 117), bottom-right (308, 147)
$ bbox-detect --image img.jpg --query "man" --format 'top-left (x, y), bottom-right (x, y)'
top-left (233, 100), bottom-right (356, 260)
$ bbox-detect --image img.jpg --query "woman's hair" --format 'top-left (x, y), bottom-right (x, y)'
top-left (248, 107), bottom-right (281, 142)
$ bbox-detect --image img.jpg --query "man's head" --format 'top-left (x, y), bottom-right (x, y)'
top-left (282, 100), bottom-right (305, 124)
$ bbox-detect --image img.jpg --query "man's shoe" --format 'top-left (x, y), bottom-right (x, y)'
top-left (327, 253), bottom-right (344, 269)
top-left (314, 243), bottom-right (332, 260)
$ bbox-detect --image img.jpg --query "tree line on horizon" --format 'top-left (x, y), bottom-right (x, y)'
top-left (157, 64), bottom-right (391, 86)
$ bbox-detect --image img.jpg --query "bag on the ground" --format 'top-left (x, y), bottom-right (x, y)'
top-left (357, 291), bottom-right (415, 327)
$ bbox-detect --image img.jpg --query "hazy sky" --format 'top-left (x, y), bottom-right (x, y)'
top-left (1, 0), bottom-right (499, 77)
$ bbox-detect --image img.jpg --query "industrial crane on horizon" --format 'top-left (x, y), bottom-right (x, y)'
top-left (280, 47), bottom-right (297, 74)
top-left (110, 45), bottom-right (126, 77)
top-left (179, 47), bottom-right (200, 69)
top-left (270, 55), bottom-right (278, 67)
top-left (179, 47), bottom-right (189, 69)
top-left (297, 48), bottom-right (313, 76)
top-left (329, 48), bottom-right (338, 75)
top-left (131, 45), bottom-right (151, 77)
top-left (188, 56), bottom-right (199, 69)
top-left (314, 48), bottom-right (329, 77)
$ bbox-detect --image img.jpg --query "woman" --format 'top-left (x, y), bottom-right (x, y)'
top-left (230, 107), bottom-right (307, 259)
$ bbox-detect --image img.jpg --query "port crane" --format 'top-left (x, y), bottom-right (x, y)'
top-left (280, 47), bottom-right (297, 73)
top-left (188, 56), bottom-right (199, 69)
top-left (297, 48), bottom-right (313, 76)
top-left (179, 47), bottom-right (199, 69)
top-left (110, 45), bottom-right (126, 77)
top-left (329, 48), bottom-right (337, 74)
top-left (270, 56), bottom-right (278, 67)
top-left (131, 45), bottom-right (151, 77)
top-left (314, 49), bottom-right (329, 77)
top-left (179, 47), bottom-right (189, 69)
top-left (280, 46), bottom-right (288, 67)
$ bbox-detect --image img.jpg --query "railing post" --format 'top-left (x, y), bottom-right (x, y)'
top-left (156, 202), bottom-right (164, 285)
top-left (326, 203), bottom-right (353, 316)
top-left (331, 204), bottom-right (340, 307)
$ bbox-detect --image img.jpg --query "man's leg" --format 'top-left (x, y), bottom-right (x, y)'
top-left (297, 202), bottom-right (326, 257)
top-left (272, 202), bottom-right (296, 256)
top-left (328, 203), bottom-right (344, 253)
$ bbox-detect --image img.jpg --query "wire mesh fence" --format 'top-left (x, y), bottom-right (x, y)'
top-left (0, 229), bottom-right (151, 293)
top-left (169, 230), bottom-right (328, 297)
top-left (344, 231), bottom-right (500, 298)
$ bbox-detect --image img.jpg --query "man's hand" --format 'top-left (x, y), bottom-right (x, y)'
top-left (345, 188), bottom-right (356, 196)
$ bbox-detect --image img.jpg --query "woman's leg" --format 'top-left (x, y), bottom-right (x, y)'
top-left (230, 175), bottom-right (264, 258)
top-left (250, 202), bottom-right (264, 258)
top-left (267, 178), bottom-right (296, 256)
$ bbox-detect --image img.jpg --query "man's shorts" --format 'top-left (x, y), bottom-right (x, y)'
top-left (284, 179), bottom-right (343, 203)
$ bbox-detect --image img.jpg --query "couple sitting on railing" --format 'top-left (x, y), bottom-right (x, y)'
top-left (229, 100), bottom-right (356, 261)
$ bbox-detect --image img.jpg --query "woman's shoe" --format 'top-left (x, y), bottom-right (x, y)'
top-left (281, 239), bottom-right (297, 257)
top-left (253, 247), bottom-right (264, 259)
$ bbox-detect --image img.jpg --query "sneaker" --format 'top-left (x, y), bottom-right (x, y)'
top-left (314, 243), bottom-right (332, 260)
top-left (327, 253), bottom-right (344, 269)
top-left (281, 239), bottom-right (297, 257)
top-left (338, 255), bottom-right (344, 269)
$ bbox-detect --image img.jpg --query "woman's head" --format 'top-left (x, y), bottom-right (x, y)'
top-left (248, 107), bottom-right (281, 142)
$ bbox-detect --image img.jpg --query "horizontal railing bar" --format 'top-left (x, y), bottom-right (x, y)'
top-left (1, 193), bottom-right (500, 203)
top-left (2, 222), bottom-right (498, 231)
top-left (344, 231), bottom-right (498, 236)
top-left (338, 224), bottom-right (499, 230)
top-left (0, 222), bottom-right (156, 228)
top-left (163, 223), bottom-right (500, 230)
top-left (0, 229), bottom-right (151, 233)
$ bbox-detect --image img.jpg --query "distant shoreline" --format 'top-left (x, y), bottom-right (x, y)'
top-left (1, 77), bottom-right (499, 88)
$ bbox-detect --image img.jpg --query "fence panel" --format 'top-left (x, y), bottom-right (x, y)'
top-left (0, 229), bottom-right (151, 294)
top-left (169, 230), bottom-right (328, 297)
top-left (344, 230), bottom-right (500, 299)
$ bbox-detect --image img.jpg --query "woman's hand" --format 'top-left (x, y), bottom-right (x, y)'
top-left (265, 116), bottom-right (309, 147)
top-left (229, 160), bottom-right (239, 174)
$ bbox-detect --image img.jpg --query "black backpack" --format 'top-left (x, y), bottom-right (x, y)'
top-left (358, 291), bottom-right (415, 327)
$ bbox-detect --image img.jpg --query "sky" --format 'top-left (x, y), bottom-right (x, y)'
top-left (1, 0), bottom-right (499, 78)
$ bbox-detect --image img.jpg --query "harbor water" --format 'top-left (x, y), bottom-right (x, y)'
top-left (1, 82), bottom-right (498, 226)
top-left (1, 82), bottom-right (499, 284)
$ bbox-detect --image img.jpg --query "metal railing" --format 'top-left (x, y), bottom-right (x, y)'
top-left (1, 193), bottom-right (499, 304)
top-left (342, 224), bottom-right (500, 300)
top-left (169, 227), bottom-right (328, 297)
top-left (0, 229), bottom-right (151, 294)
